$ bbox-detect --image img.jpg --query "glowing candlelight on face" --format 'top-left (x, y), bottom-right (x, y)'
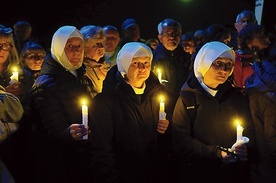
top-left (82, 99), bottom-right (88, 140)
top-left (236, 120), bottom-right (244, 142)
top-left (157, 68), bottom-right (162, 83)
top-left (159, 96), bottom-right (166, 120)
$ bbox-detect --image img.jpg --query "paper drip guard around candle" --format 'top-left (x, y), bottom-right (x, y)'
top-left (159, 96), bottom-right (166, 120)
top-left (81, 99), bottom-right (88, 140)
top-left (231, 121), bottom-right (249, 151)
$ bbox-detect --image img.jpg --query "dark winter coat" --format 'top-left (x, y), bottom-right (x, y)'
top-left (152, 43), bottom-right (191, 114)
top-left (172, 71), bottom-right (256, 183)
top-left (29, 54), bottom-right (94, 183)
top-left (91, 65), bottom-right (172, 183)
top-left (245, 60), bottom-right (276, 182)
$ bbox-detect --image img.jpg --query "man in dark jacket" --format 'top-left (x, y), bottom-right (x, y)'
top-left (152, 18), bottom-right (191, 115)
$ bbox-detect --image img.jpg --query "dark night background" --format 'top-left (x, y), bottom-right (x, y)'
top-left (1, 0), bottom-right (274, 49)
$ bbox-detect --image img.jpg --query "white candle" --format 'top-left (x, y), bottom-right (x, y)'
top-left (159, 96), bottom-right (166, 120)
top-left (157, 68), bottom-right (162, 83)
top-left (236, 121), bottom-right (244, 142)
top-left (10, 67), bottom-right (19, 81)
top-left (82, 100), bottom-right (88, 140)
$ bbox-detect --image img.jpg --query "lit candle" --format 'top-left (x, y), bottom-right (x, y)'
top-left (236, 121), bottom-right (244, 142)
top-left (11, 67), bottom-right (19, 81)
top-left (159, 96), bottom-right (166, 120)
top-left (157, 68), bottom-right (162, 83)
top-left (82, 99), bottom-right (88, 140)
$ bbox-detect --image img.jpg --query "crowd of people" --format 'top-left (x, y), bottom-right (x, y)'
top-left (0, 8), bottom-right (275, 183)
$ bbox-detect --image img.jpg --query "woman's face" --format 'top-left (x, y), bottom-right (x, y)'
top-left (23, 50), bottom-right (45, 71)
top-left (84, 38), bottom-right (105, 62)
top-left (248, 33), bottom-right (270, 51)
top-left (64, 37), bottom-right (84, 66)
top-left (126, 56), bottom-right (151, 88)
top-left (0, 37), bottom-right (12, 67)
top-left (203, 57), bottom-right (234, 89)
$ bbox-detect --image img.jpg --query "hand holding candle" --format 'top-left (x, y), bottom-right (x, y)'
top-left (159, 96), bottom-right (166, 120)
top-left (81, 99), bottom-right (88, 140)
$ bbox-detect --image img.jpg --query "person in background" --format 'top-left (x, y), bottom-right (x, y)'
top-left (120, 18), bottom-right (146, 48)
top-left (91, 42), bottom-right (171, 183)
top-left (152, 18), bottom-right (190, 115)
top-left (80, 25), bottom-right (110, 98)
top-left (245, 46), bottom-right (276, 182)
top-left (231, 10), bottom-right (257, 50)
top-left (180, 32), bottom-right (197, 71)
top-left (145, 37), bottom-right (159, 51)
top-left (0, 24), bottom-right (22, 179)
top-left (19, 41), bottom-right (46, 107)
top-left (233, 24), bottom-right (270, 89)
top-left (0, 24), bottom-right (21, 97)
top-left (103, 25), bottom-right (121, 68)
top-left (9, 41), bottom-right (46, 182)
top-left (0, 86), bottom-right (23, 183)
top-left (172, 41), bottom-right (256, 183)
top-left (13, 21), bottom-right (33, 54)
top-left (193, 29), bottom-right (207, 51)
top-left (205, 24), bottom-right (232, 46)
top-left (29, 25), bottom-right (93, 183)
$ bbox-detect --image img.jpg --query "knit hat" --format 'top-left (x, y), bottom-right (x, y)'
top-left (116, 42), bottom-right (152, 77)
top-left (51, 25), bottom-right (84, 71)
top-left (194, 41), bottom-right (235, 83)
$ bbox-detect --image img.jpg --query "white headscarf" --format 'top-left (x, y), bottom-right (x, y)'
top-left (194, 41), bottom-right (235, 84)
top-left (51, 25), bottom-right (83, 71)
top-left (116, 42), bottom-right (153, 77)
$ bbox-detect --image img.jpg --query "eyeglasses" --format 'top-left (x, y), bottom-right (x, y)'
top-left (25, 54), bottom-right (45, 60)
top-left (162, 32), bottom-right (181, 38)
top-left (212, 61), bottom-right (234, 71)
top-left (0, 43), bottom-right (13, 51)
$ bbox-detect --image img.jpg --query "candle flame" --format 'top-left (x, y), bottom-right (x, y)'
top-left (159, 96), bottom-right (164, 102)
top-left (81, 99), bottom-right (87, 106)
top-left (235, 120), bottom-right (242, 127)
top-left (235, 120), bottom-right (244, 130)
top-left (157, 68), bottom-right (161, 74)
top-left (12, 67), bottom-right (18, 72)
